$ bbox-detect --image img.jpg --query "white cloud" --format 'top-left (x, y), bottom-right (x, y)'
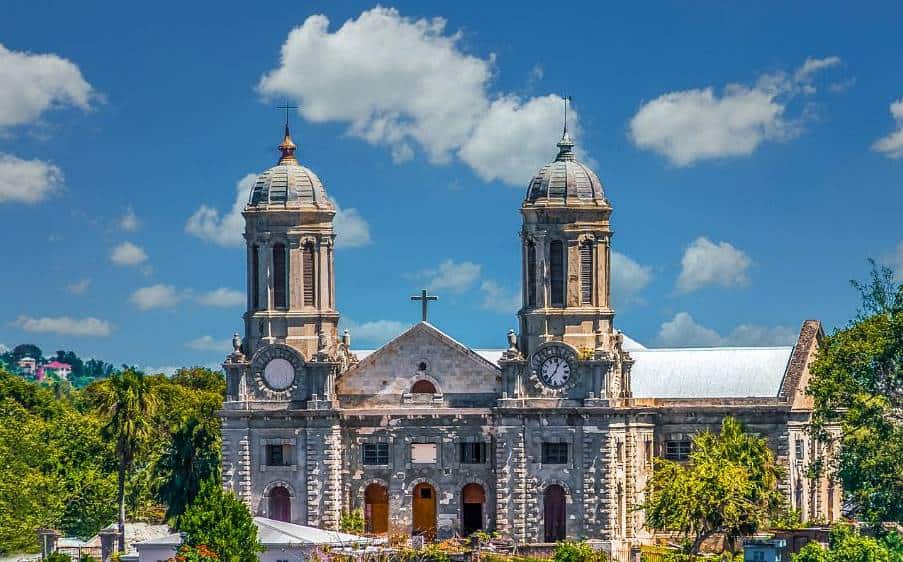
top-left (197, 288), bottom-right (244, 308)
top-left (480, 280), bottom-right (521, 314)
top-left (628, 57), bottom-right (842, 166)
top-left (118, 206), bottom-right (140, 231)
top-left (414, 259), bottom-right (482, 294)
top-left (110, 241), bottom-right (148, 267)
top-left (656, 312), bottom-right (797, 347)
top-left (333, 199), bottom-right (371, 248)
top-left (65, 278), bottom-right (91, 295)
top-left (0, 153), bottom-right (63, 204)
top-left (130, 284), bottom-right (182, 310)
top-left (0, 43), bottom-right (95, 130)
top-left (677, 237), bottom-right (751, 293)
top-left (185, 173), bottom-right (256, 247)
top-left (610, 251), bottom-right (653, 307)
top-left (342, 319), bottom-right (410, 347)
top-left (186, 335), bottom-right (231, 352)
top-left (258, 7), bottom-right (580, 186)
top-left (872, 98), bottom-right (903, 159)
top-left (13, 315), bottom-right (113, 337)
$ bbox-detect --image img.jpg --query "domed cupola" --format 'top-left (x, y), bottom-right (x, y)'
top-left (525, 131), bottom-right (606, 204)
top-left (248, 125), bottom-right (333, 208)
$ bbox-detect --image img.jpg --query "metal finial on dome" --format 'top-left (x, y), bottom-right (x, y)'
top-left (276, 102), bottom-right (299, 164)
top-left (556, 95), bottom-right (576, 162)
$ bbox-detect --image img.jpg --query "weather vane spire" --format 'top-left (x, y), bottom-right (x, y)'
top-left (563, 95), bottom-right (572, 137)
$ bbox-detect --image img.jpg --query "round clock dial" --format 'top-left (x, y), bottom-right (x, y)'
top-left (540, 356), bottom-right (571, 387)
top-left (263, 358), bottom-right (295, 390)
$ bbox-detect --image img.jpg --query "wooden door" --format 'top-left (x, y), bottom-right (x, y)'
top-left (412, 483), bottom-right (437, 539)
top-left (544, 485), bottom-right (566, 542)
top-left (365, 484), bottom-right (389, 534)
top-left (268, 486), bottom-right (291, 523)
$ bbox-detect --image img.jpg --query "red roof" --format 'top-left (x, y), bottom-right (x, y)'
top-left (44, 361), bottom-right (71, 369)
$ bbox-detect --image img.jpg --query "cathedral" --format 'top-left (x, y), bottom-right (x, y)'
top-left (219, 118), bottom-right (840, 558)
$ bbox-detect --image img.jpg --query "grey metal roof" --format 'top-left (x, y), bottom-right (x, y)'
top-left (526, 133), bottom-right (606, 203)
top-left (248, 163), bottom-right (332, 208)
top-left (630, 346), bottom-right (794, 398)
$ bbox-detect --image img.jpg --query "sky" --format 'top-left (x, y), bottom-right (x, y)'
top-left (1, 1), bottom-right (902, 371)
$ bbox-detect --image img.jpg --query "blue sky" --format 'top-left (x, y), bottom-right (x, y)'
top-left (1, 1), bottom-right (901, 371)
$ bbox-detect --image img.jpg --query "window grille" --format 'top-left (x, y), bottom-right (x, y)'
top-left (664, 440), bottom-right (691, 461)
top-left (303, 243), bottom-right (315, 306)
top-left (580, 241), bottom-right (593, 304)
top-left (459, 442), bottom-right (487, 464)
top-left (542, 442), bottom-right (568, 464)
top-left (362, 443), bottom-right (389, 465)
top-left (273, 243), bottom-right (288, 309)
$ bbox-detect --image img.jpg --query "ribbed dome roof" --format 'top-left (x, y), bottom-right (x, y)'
top-left (525, 133), bottom-right (605, 203)
top-left (248, 126), bottom-right (333, 208)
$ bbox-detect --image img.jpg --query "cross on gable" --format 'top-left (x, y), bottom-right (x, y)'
top-left (410, 289), bottom-right (439, 322)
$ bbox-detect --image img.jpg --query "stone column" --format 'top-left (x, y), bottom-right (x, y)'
top-left (38, 529), bottom-right (60, 559)
top-left (317, 237), bottom-right (328, 311)
top-left (289, 237), bottom-right (302, 311)
top-left (305, 423), bottom-right (343, 529)
top-left (98, 528), bottom-right (119, 562)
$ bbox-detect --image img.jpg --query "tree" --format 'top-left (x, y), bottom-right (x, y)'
top-left (177, 479), bottom-right (263, 562)
top-left (793, 524), bottom-right (902, 562)
top-left (11, 343), bottom-right (42, 363)
top-left (155, 418), bottom-right (221, 522)
top-left (92, 370), bottom-right (160, 552)
top-left (642, 417), bottom-right (786, 555)
top-left (808, 263), bottom-right (903, 524)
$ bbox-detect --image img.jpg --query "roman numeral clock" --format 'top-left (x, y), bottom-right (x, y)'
top-left (529, 342), bottom-right (579, 390)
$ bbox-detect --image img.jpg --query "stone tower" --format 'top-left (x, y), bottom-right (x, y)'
top-left (242, 125), bottom-right (339, 361)
top-left (517, 127), bottom-right (614, 358)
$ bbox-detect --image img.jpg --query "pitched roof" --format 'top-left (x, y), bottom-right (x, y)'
top-left (630, 346), bottom-right (794, 398)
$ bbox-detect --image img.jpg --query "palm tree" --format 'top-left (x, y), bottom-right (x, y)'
top-left (95, 369), bottom-right (159, 552)
top-left (155, 417), bottom-right (221, 523)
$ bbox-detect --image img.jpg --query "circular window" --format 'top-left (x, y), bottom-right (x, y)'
top-left (418, 361), bottom-right (428, 372)
top-left (263, 358), bottom-right (295, 390)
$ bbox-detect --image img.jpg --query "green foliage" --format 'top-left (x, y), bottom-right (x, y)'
top-left (79, 555), bottom-right (99, 562)
top-left (155, 418), bottom-right (221, 522)
top-left (553, 541), bottom-right (610, 562)
top-left (641, 417), bottom-right (786, 555)
top-left (172, 544), bottom-right (220, 562)
top-left (340, 509), bottom-right (365, 534)
top-left (808, 263), bottom-right (903, 524)
top-left (45, 552), bottom-right (72, 562)
top-left (791, 524), bottom-right (903, 562)
top-left (177, 479), bottom-right (263, 562)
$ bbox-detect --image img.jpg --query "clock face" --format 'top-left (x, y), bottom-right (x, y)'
top-left (530, 343), bottom-right (578, 388)
top-left (263, 358), bottom-right (295, 390)
top-left (540, 356), bottom-right (571, 387)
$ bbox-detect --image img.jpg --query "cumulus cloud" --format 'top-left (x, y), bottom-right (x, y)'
top-left (628, 56), bottom-right (842, 166)
top-left (872, 98), bottom-right (903, 159)
top-left (258, 7), bottom-right (580, 186)
top-left (186, 335), bottom-right (231, 352)
top-left (185, 173), bottom-right (256, 247)
top-left (610, 251), bottom-right (653, 307)
top-left (197, 288), bottom-right (244, 308)
top-left (413, 259), bottom-right (482, 294)
top-left (110, 241), bottom-right (148, 267)
top-left (0, 43), bottom-right (95, 130)
top-left (656, 312), bottom-right (797, 347)
top-left (65, 278), bottom-right (91, 295)
top-left (342, 319), bottom-right (410, 347)
top-left (0, 153), bottom-right (63, 203)
top-left (13, 315), bottom-right (113, 337)
top-left (333, 199), bottom-right (372, 248)
top-left (130, 284), bottom-right (182, 310)
top-left (677, 237), bottom-right (751, 293)
top-left (480, 280), bottom-right (521, 314)
top-left (118, 206), bottom-right (140, 231)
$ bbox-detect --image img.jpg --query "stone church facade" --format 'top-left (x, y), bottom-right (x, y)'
top-left (220, 121), bottom-right (840, 557)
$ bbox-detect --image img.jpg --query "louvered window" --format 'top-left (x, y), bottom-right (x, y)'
top-left (580, 241), bottom-right (593, 304)
top-left (527, 241), bottom-right (537, 306)
top-left (303, 243), bottom-right (316, 306)
top-left (273, 243), bottom-right (288, 309)
top-left (550, 240), bottom-right (564, 307)
top-left (251, 244), bottom-right (260, 310)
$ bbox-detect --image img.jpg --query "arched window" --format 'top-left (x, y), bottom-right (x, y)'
top-left (527, 241), bottom-right (537, 306)
top-left (549, 240), bottom-right (564, 307)
top-left (544, 484), bottom-right (566, 542)
top-left (273, 243), bottom-right (288, 309)
top-left (411, 380), bottom-right (437, 394)
top-left (251, 244), bottom-right (260, 310)
top-left (461, 483), bottom-right (485, 535)
top-left (268, 486), bottom-right (291, 522)
top-left (303, 243), bottom-right (316, 306)
top-left (580, 240), bottom-right (593, 305)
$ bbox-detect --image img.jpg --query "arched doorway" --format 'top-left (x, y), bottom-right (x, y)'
top-left (268, 486), bottom-right (291, 522)
top-left (543, 485), bottom-right (566, 542)
top-left (412, 482), bottom-right (437, 539)
top-left (411, 380), bottom-right (437, 394)
top-left (461, 483), bottom-right (485, 535)
top-left (365, 483), bottom-right (389, 534)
